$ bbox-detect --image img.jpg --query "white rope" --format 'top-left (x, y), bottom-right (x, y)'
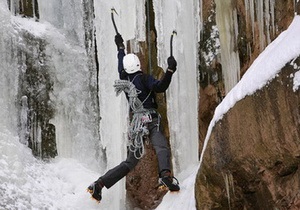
top-left (114, 80), bottom-right (152, 159)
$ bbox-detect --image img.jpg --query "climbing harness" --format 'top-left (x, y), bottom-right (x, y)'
top-left (114, 77), bottom-right (155, 159)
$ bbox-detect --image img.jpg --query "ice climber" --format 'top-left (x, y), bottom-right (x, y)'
top-left (88, 33), bottom-right (180, 202)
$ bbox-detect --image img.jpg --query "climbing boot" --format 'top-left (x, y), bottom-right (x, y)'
top-left (159, 170), bottom-right (180, 192)
top-left (87, 179), bottom-right (104, 202)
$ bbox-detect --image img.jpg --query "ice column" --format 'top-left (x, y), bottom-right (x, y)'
top-left (0, 0), bottom-right (18, 133)
top-left (215, 0), bottom-right (240, 94)
top-left (92, 1), bottom-right (147, 209)
top-left (37, 0), bottom-right (103, 168)
top-left (244, 0), bottom-right (275, 51)
top-left (153, 0), bottom-right (200, 175)
top-left (20, 96), bottom-right (29, 145)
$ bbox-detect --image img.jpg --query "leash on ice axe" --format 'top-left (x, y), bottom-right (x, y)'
top-left (111, 8), bottom-right (119, 34)
top-left (170, 30), bottom-right (177, 57)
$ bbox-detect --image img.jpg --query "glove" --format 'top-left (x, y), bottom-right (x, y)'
top-left (115, 33), bottom-right (124, 50)
top-left (167, 56), bottom-right (177, 72)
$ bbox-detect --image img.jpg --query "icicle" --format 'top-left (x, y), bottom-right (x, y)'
top-left (270, 0), bottom-right (275, 38)
top-left (223, 172), bottom-right (235, 210)
top-left (215, 0), bottom-right (240, 93)
top-left (36, 122), bottom-right (42, 158)
top-left (233, 8), bottom-right (239, 49)
top-left (244, 0), bottom-right (248, 21)
top-left (244, 0), bottom-right (251, 27)
top-left (250, 0), bottom-right (255, 38)
top-left (20, 0), bottom-right (24, 14)
top-left (9, 0), bottom-right (15, 15)
top-left (265, 0), bottom-right (271, 44)
top-left (256, 0), bottom-right (265, 51)
top-left (247, 42), bottom-right (252, 61)
top-left (224, 173), bottom-right (232, 210)
top-left (199, 0), bottom-right (203, 38)
top-left (20, 96), bottom-right (29, 146)
top-left (32, 0), bottom-right (36, 19)
top-left (29, 111), bottom-right (42, 158)
top-left (14, 0), bottom-right (19, 15)
top-left (247, 0), bottom-right (275, 51)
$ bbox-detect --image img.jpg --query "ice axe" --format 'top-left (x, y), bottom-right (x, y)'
top-left (111, 8), bottom-right (119, 34)
top-left (170, 30), bottom-right (177, 57)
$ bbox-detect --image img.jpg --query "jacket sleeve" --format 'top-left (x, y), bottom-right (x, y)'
top-left (146, 71), bottom-right (174, 93)
top-left (117, 49), bottom-right (127, 79)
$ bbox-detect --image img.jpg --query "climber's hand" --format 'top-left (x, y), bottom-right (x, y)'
top-left (115, 33), bottom-right (124, 50)
top-left (167, 56), bottom-right (177, 73)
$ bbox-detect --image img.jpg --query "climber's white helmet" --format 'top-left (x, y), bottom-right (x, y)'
top-left (123, 54), bottom-right (141, 74)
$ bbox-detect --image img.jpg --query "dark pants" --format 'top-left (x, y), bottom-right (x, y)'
top-left (100, 117), bottom-right (171, 188)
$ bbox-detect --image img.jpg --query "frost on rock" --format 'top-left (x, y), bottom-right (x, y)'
top-left (293, 71), bottom-right (300, 91)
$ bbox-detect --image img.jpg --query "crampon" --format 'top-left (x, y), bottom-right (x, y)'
top-left (158, 176), bottom-right (180, 192)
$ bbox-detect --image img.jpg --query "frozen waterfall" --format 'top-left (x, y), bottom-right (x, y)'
top-left (0, 0), bottom-right (200, 209)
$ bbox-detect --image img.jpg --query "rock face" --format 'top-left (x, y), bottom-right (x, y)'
top-left (198, 0), bottom-right (295, 146)
top-left (195, 57), bottom-right (300, 209)
top-left (126, 142), bottom-right (168, 209)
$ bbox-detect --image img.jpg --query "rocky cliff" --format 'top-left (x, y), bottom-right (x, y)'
top-left (195, 1), bottom-right (300, 209)
top-left (196, 55), bottom-right (300, 209)
top-left (199, 0), bottom-right (295, 153)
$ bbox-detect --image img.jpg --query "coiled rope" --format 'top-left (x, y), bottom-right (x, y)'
top-left (114, 79), bottom-right (152, 159)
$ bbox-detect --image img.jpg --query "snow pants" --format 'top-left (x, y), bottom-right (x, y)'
top-left (100, 116), bottom-right (171, 189)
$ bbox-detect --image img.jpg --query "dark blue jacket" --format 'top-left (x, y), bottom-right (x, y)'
top-left (117, 49), bottom-right (173, 109)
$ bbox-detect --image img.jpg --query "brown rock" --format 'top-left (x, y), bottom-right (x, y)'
top-left (195, 57), bottom-right (300, 209)
top-left (126, 142), bottom-right (167, 209)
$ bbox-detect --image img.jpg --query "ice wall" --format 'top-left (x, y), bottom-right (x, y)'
top-left (244, 0), bottom-right (275, 50)
top-left (92, 1), bottom-right (146, 208)
top-left (215, 0), bottom-right (241, 94)
top-left (0, 1), bottom-right (18, 134)
top-left (1, 0), bottom-right (200, 208)
top-left (153, 0), bottom-right (200, 175)
top-left (217, 0), bottom-right (276, 94)
top-left (36, 0), bottom-right (102, 168)
top-left (38, 0), bottom-right (85, 46)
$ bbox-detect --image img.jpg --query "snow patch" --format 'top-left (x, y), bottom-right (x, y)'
top-left (293, 71), bottom-right (300, 91)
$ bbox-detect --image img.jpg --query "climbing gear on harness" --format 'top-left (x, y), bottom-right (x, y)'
top-left (128, 111), bottom-right (152, 159)
top-left (114, 78), bottom-right (155, 159)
